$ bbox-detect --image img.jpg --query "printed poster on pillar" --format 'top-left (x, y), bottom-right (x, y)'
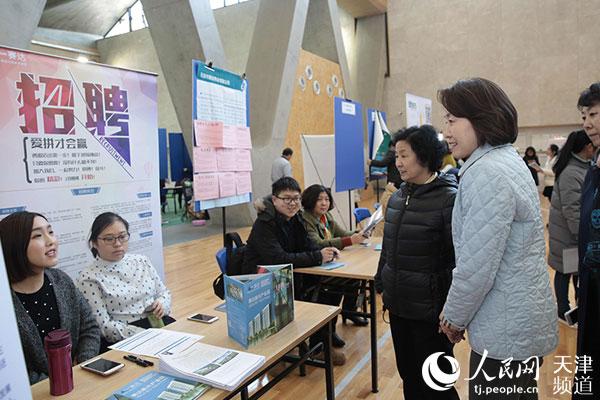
top-left (0, 47), bottom-right (164, 279)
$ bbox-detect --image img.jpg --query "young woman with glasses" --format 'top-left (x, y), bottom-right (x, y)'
top-left (76, 212), bottom-right (172, 346)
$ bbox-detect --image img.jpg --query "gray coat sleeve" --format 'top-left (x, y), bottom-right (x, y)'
top-left (557, 168), bottom-right (585, 238)
top-left (74, 287), bottom-right (101, 363)
top-left (442, 174), bottom-right (516, 329)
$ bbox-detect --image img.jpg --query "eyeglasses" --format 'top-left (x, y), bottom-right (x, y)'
top-left (98, 233), bottom-right (130, 245)
top-left (275, 196), bottom-right (301, 205)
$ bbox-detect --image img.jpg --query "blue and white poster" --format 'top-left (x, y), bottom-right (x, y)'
top-left (192, 61), bottom-right (252, 210)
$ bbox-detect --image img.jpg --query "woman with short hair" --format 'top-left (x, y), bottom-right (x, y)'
top-left (438, 78), bottom-right (558, 399)
top-left (573, 83), bottom-right (600, 399)
top-left (301, 184), bottom-right (369, 327)
top-left (375, 124), bottom-right (459, 399)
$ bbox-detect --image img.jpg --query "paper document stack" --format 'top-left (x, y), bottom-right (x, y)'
top-left (159, 341), bottom-right (265, 391)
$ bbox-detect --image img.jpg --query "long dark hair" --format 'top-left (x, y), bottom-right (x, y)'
top-left (89, 212), bottom-right (129, 257)
top-left (0, 211), bottom-right (49, 283)
top-left (552, 130), bottom-right (592, 178)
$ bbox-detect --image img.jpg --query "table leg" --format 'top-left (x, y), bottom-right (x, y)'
top-left (324, 319), bottom-right (335, 400)
top-left (299, 342), bottom-right (307, 376)
top-left (370, 281), bottom-right (379, 393)
top-left (376, 178), bottom-right (380, 202)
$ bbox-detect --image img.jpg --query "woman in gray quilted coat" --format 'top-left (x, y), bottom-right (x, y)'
top-left (437, 78), bottom-right (558, 399)
top-left (548, 130), bottom-right (594, 323)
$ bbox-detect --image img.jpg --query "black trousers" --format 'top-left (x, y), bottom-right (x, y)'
top-left (573, 268), bottom-right (600, 399)
top-left (389, 313), bottom-right (460, 400)
top-left (469, 350), bottom-right (541, 400)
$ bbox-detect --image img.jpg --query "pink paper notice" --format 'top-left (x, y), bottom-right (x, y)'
top-left (219, 173), bottom-right (237, 197)
top-left (235, 126), bottom-right (252, 149)
top-left (194, 120), bottom-right (223, 147)
top-left (222, 124), bottom-right (237, 148)
top-left (235, 149), bottom-right (253, 171)
top-left (236, 172), bottom-right (252, 195)
top-left (194, 173), bottom-right (219, 200)
top-left (216, 148), bottom-right (237, 172)
top-left (193, 146), bottom-right (218, 173)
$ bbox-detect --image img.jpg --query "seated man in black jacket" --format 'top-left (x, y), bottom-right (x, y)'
top-left (243, 177), bottom-right (346, 365)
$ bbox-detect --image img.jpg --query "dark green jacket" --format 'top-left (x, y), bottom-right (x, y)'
top-left (302, 210), bottom-right (353, 250)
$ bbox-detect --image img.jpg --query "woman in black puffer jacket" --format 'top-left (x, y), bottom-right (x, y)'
top-left (375, 125), bottom-right (458, 400)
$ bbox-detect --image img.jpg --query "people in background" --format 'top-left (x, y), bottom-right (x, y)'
top-left (271, 147), bottom-right (294, 183)
top-left (440, 140), bottom-right (458, 174)
top-left (438, 78), bottom-right (557, 399)
top-left (176, 168), bottom-right (192, 209)
top-left (368, 140), bottom-right (403, 188)
top-left (573, 83), bottom-right (600, 399)
top-left (77, 212), bottom-right (172, 346)
top-left (301, 184), bottom-right (369, 327)
top-left (535, 144), bottom-right (559, 201)
top-left (548, 130), bottom-right (594, 324)
top-left (375, 125), bottom-right (459, 400)
top-left (523, 146), bottom-right (541, 186)
top-left (242, 177), bottom-right (346, 365)
top-left (0, 211), bottom-right (100, 384)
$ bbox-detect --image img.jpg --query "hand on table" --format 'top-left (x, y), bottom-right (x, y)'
top-left (321, 247), bottom-right (340, 263)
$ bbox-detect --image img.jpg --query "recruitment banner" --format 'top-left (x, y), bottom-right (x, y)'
top-left (0, 47), bottom-right (163, 279)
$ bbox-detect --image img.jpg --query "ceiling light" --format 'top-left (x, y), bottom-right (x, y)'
top-left (77, 55), bottom-right (89, 63)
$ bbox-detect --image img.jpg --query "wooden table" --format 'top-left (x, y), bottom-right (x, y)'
top-left (294, 240), bottom-right (381, 393)
top-left (31, 301), bottom-right (340, 400)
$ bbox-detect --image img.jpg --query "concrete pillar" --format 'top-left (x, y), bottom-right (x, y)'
top-left (141, 0), bottom-right (227, 159)
top-left (0, 0), bottom-right (46, 49)
top-left (352, 14), bottom-right (387, 111)
top-left (245, 0), bottom-right (309, 209)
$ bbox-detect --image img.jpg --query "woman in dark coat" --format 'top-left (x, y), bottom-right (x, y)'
top-left (573, 83), bottom-right (600, 400)
top-left (375, 125), bottom-right (459, 400)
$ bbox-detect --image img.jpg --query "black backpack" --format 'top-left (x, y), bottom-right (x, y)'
top-left (212, 232), bottom-right (250, 299)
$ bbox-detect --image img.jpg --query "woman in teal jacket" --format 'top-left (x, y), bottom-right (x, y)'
top-left (438, 78), bottom-right (558, 399)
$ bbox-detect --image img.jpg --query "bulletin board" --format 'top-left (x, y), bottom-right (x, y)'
top-left (191, 60), bottom-right (252, 210)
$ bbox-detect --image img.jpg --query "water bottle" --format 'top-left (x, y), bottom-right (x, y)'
top-left (44, 329), bottom-right (74, 396)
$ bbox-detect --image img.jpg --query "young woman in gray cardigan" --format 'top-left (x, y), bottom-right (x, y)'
top-left (0, 211), bottom-right (100, 384)
top-left (548, 130), bottom-right (595, 322)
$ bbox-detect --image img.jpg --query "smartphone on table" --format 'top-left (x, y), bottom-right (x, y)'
top-left (80, 358), bottom-right (124, 376)
top-left (187, 313), bottom-right (219, 323)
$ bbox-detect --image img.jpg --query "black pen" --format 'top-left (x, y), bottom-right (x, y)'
top-left (123, 354), bottom-right (154, 367)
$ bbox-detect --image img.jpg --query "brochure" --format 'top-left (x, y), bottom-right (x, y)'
top-left (159, 342), bottom-right (265, 391)
top-left (106, 371), bottom-right (210, 400)
top-left (361, 206), bottom-right (384, 234)
top-left (109, 329), bottom-right (204, 358)
top-left (224, 264), bottom-right (294, 347)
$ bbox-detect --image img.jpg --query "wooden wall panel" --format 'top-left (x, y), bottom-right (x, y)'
top-left (284, 49), bottom-right (345, 189)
